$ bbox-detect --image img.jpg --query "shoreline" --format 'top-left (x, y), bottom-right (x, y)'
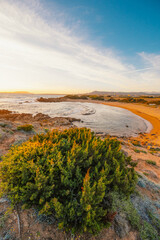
top-left (56, 99), bottom-right (160, 145)
top-left (1, 98), bottom-right (160, 145)
top-left (99, 101), bottom-right (160, 146)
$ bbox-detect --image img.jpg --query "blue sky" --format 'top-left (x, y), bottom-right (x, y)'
top-left (44, 0), bottom-right (160, 55)
top-left (0, 0), bottom-right (160, 93)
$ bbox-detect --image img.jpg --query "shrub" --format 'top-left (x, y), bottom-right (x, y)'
top-left (89, 95), bottom-right (105, 101)
top-left (17, 124), bottom-right (34, 132)
top-left (146, 160), bottom-right (156, 166)
top-left (131, 140), bottom-right (141, 147)
top-left (134, 149), bottom-right (147, 154)
top-left (0, 128), bottom-right (137, 234)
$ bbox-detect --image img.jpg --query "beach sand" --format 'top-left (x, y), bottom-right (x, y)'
top-left (100, 102), bottom-right (160, 146)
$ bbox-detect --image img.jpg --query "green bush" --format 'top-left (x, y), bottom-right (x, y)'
top-left (0, 128), bottom-right (137, 234)
top-left (17, 124), bottom-right (34, 132)
top-left (146, 160), bottom-right (156, 166)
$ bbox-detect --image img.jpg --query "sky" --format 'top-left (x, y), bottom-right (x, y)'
top-left (0, 0), bottom-right (160, 94)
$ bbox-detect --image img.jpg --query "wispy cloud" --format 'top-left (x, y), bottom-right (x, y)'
top-left (0, 0), bottom-right (159, 93)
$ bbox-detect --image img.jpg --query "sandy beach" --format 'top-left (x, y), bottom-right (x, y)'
top-left (100, 102), bottom-right (160, 146)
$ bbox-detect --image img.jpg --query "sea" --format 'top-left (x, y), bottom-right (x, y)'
top-left (0, 93), bottom-right (152, 137)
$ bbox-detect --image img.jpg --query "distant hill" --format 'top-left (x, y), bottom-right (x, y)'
top-left (87, 91), bottom-right (160, 96)
top-left (0, 91), bottom-right (31, 94)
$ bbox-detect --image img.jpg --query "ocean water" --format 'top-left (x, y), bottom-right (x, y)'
top-left (0, 93), bottom-right (152, 137)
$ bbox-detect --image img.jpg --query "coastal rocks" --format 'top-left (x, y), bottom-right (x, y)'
top-left (37, 97), bottom-right (65, 102)
top-left (34, 113), bottom-right (51, 121)
top-left (0, 110), bottom-right (11, 115)
top-left (0, 109), bottom-right (81, 126)
top-left (0, 109), bottom-right (82, 156)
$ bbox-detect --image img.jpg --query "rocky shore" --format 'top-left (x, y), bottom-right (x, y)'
top-left (0, 109), bottom-right (80, 156)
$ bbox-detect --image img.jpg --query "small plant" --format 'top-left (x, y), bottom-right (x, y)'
top-left (134, 149), bottom-right (147, 154)
top-left (0, 123), bottom-right (7, 128)
top-left (140, 221), bottom-right (160, 240)
top-left (134, 149), bottom-right (141, 153)
top-left (0, 209), bottom-right (10, 229)
top-left (141, 150), bottom-right (147, 154)
top-left (143, 172), bottom-right (149, 176)
top-left (131, 140), bottom-right (141, 147)
top-left (17, 124), bottom-right (34, 132)
top-left (44, 128), bottom-right (49, 133)
top-left (146, 160), bottom-right (156, 166)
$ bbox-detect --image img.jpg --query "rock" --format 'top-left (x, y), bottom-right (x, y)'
top-left (144, 170), bottom-right (158, 179)
top-left (121, 149), bottom-right (129, 157)
top-left (154, 202), bottom-right (160, 209)
top-left (114, 213), bottom-right (130, 238)
top-left (34, 113), bottom-right (51, 121)
top-left (0, 198), bottom-right (9, 203)
top-left (137, 179), bottom-right (146, 188)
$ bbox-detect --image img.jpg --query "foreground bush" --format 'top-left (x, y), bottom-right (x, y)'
top-left (0, 128), bottom-right (137, 234)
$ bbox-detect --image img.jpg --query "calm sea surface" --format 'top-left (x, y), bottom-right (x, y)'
top-left (0, 93), bottom-right (152, 137)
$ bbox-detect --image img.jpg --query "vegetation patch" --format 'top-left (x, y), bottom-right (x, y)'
top-left (88, 95), bottom-right (105, 101)
top-left (134, 149), bottom-right (147, 154)
top-left (17, 124), bottom-right (34, 132)
top-left (146, 160), bottom-right (157, 166)
top-left (0, 128), bottom-right (137, 234)
top-left (65, 95), bottom-right (88, 100)
top-left (0, 123), bottom-right (8, 128)
top-left (110, 191), bottom-right (160, 240)
top-left (131, 140), bottom-right (141, 147)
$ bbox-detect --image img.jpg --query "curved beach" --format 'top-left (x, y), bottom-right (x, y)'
top-left (62, 99), bottom-right (160, 146)
top-left (100, 102), bottom-right (160, 146)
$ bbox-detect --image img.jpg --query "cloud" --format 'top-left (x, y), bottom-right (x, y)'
top-left (0, 0), bottom-right (159, 93)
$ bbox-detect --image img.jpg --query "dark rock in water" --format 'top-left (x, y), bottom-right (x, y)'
top-left (126, 125), bottom-right (129, 128)
top-left (95, 132), bottom-right (105, 135)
